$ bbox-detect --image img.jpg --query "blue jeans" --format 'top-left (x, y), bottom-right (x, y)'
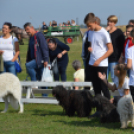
top-left (54, 63), bottom-right (68, 81)
top-left (107, 62), bottom-right (118, 82)
top-left (26, 60), bottom-right (44, 81)
top-left (4, 61), bottom-right (16, 75)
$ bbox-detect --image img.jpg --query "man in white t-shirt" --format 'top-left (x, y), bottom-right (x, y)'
top-left (126, 29), bottom-right (134, 102)
top-left (84, 13), bottom-right (113, 101)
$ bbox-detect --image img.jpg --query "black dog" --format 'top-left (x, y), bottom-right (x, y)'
top-left (92, 94), bottom-right (120, 123)
top-left (52, 85), bottom-right (93, 117)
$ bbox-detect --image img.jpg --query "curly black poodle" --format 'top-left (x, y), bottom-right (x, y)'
top-left (52, 85), bottom-right (93, 117)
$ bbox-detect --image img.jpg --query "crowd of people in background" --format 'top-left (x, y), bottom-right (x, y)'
top-left (0, 13), bottom-right (134, 117)
top-left (42, 20), bottom-right (77, 30)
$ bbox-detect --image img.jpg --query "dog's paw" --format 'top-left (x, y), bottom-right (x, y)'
top-left (120, 126), bottom-right (127, 129)
top-left (18, 111), bottom-right (23, 114)
top-left (1, 111), bottom-right (6, 113)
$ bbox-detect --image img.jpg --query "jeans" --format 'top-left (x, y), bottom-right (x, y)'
top-left (127, 69), bottom-right (131, 77)
top-left (4, 61), bottom-right (16, 75)
top-left (107, 62), bottom-right (118, 82)
top-left (26, 59), bottom-right (44, 81)
top-left (54, 63), bottom-right (68, 82)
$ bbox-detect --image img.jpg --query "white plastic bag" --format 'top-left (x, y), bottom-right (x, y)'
top-left (41, 66), bottom-right (53, 82)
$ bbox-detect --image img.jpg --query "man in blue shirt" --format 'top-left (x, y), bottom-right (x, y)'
top-left (24, 22), bottom-right (49, 81)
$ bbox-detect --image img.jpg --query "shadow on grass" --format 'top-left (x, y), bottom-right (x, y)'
top-left (53, 118), bottom-right (121, 130)
top-left (32, 109), bottom-right (66, 116)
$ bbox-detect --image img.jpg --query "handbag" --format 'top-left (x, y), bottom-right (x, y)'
top-left (41, 66), bottom-right (53, 82)
top-left (12, 36), bottom-right (22, 73)
top-left (51, 58), bottom-right (59, 75)
top-left (14, 57), bottom-right (22, 73)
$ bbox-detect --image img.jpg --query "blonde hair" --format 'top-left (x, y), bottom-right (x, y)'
top-left (107, 15), bottom-right (118, 24)
top-left (115, 64), bottom-right (127, 88)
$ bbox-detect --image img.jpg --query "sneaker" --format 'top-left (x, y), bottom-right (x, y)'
top-left (32, 85), bottom-right (38, 89)
top-left (88, 111), bottom-right (100, 118)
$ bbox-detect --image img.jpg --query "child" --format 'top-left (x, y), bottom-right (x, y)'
top-left (98, 64), bottom-right (131, 106)
top-left (125, 29), bottom-right (134, 102)
top-left (106, 15), bottom-right (125, 82)
top-left (84, 13), bottom-right (113, 100)
top-left (84, 13), bottom-right (113, 118)
top-left (82, 16), bottom-right (101, 86)
top-left (72, 60), bottom-right (84, 90)
top-left (120, 25), bottom-right (134, 64)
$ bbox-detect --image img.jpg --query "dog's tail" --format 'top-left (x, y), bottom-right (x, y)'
top-left (9, 95), bottom-right (19, 110)
top-left (123, 97), bottom-right (134, 115)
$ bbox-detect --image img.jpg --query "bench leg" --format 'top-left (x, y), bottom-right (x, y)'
top-left (26, 87), bottom-right (32, 99)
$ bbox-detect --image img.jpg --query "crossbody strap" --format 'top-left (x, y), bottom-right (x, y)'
top-left (12, 36), bottom-right (21, 63)
top-left (12, 36), bottom-right (16, 55)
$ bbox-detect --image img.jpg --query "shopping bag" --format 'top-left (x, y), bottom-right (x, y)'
top-left (51, 58), bottom-right (59, 75)
top-left (41, 66), bottom-right (53, 82)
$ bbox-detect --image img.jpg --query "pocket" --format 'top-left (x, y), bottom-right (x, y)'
top-left (10, 61), bottom-right (15, 64)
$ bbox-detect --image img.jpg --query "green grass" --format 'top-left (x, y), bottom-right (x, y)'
top-left (1, 38), bottom-right (127, 134)
top-left (0, 104), bottom-right (133, 134)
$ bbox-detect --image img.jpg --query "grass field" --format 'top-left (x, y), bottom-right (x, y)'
top-left (0, 37), bottom-right (133, 134)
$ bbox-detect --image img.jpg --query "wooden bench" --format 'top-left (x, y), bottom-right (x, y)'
top-left (0, 81), bottom-right (119, 104)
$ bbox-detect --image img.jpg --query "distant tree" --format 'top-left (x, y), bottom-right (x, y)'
top-left (79, 23), bottom-right (107, 28)
top-left (80, 24), bottom-right (86, 28)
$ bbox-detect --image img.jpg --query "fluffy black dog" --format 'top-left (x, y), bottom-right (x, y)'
top-left (52, 85), bottom-right (93, 117)
top-left (92, 94), bottom-right (120, 123)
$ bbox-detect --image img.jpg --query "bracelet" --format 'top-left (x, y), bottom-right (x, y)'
top-left (61, 53), bottom-right (63, 56)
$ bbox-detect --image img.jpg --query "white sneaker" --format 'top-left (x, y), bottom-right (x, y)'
top-left (32, 85), bottom-right (38, 89)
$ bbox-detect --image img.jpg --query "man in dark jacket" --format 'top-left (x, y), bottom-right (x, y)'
top-left (42, 22), bottom-right (48, 30)
top-left (24, 22), bottom-right (49, 81)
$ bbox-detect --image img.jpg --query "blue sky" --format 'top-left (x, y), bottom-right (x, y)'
top-left (0, 0), bottom-right (134, 28)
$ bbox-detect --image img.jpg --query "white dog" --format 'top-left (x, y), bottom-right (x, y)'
top-left (117, 95), bottom-right (134, 128)
top-left (0, 73), bottom-right (23, 113)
